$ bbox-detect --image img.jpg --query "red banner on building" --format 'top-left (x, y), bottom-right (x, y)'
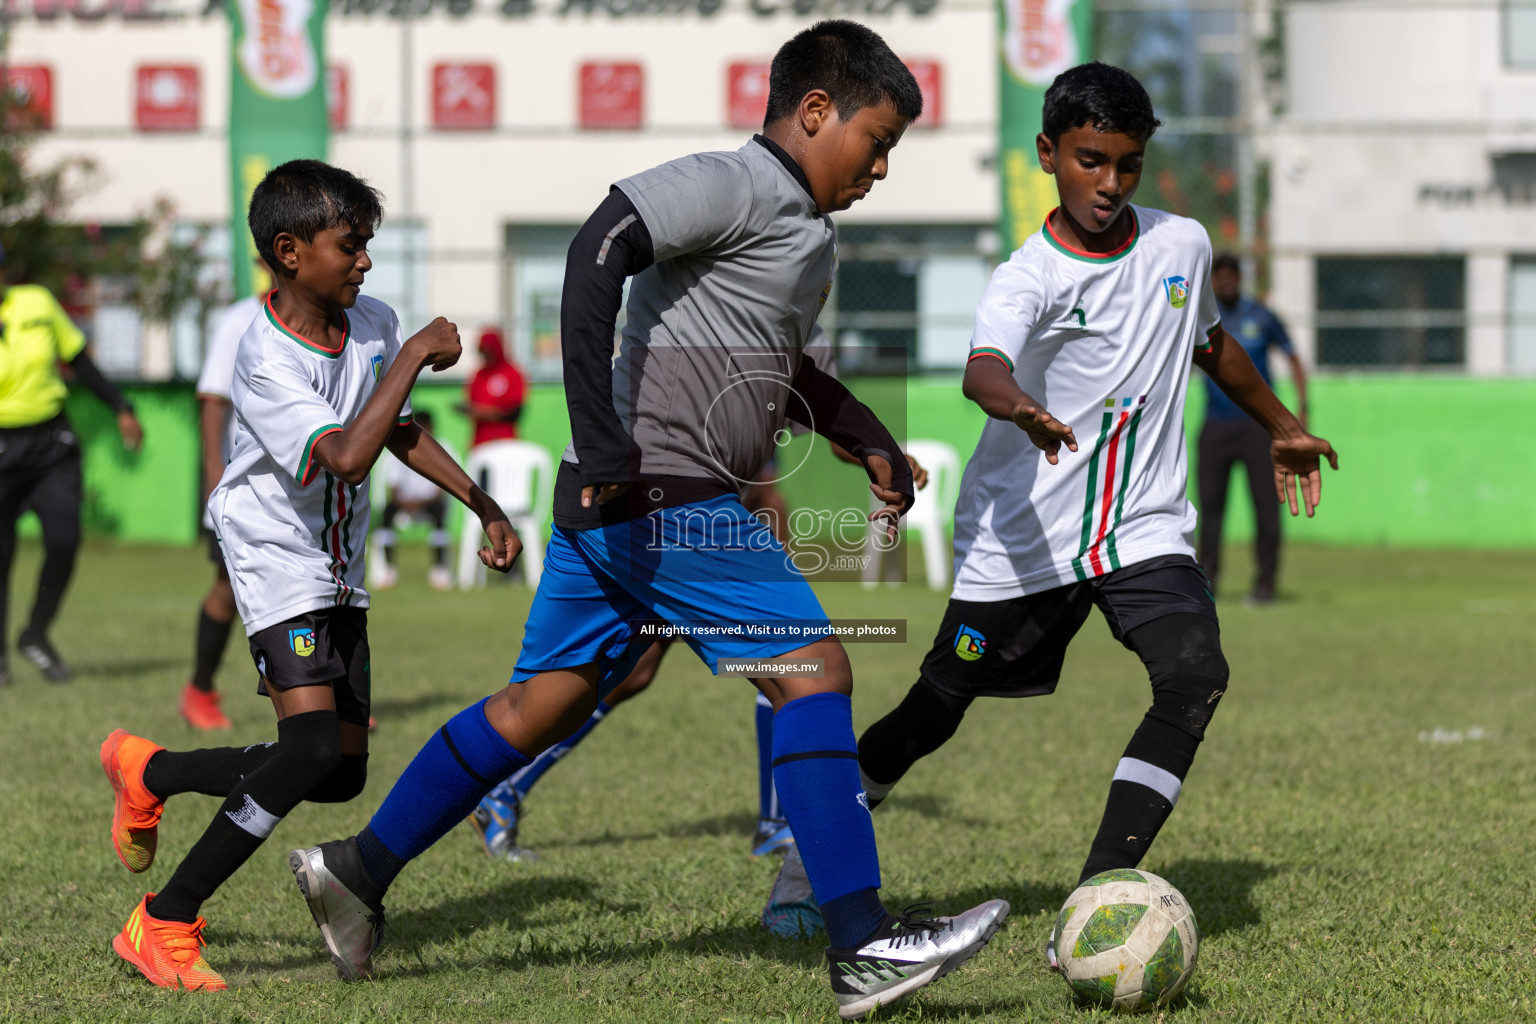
top-left (432, 63), bottom-right (495, 130)
top-left (579, 62), bottom-right (643, 130)
top-left (327, 65), bottom-right (348, 131)
top-left (905, 60), bottom-right (943, 128)
top-left (726, 62), bottom-right (770, 130)
top-left (136, 65), bottom-right (199, 131)
top-left (5, 66), bottom-right (53, 131)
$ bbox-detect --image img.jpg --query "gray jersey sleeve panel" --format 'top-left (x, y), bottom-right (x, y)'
top-left (616, 152), bottom-right (755, 264)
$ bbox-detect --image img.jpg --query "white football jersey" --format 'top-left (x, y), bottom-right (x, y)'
top-left (951, 206), bottom-right (1221, 600)
top-left (209, 293), bottom-right (413, 634)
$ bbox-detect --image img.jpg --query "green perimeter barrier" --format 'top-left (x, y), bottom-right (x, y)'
top-left (30, 375), bottom-right (1536, 550)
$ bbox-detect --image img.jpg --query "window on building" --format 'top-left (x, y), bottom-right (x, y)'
top-left (1506, 0), bottom-right (1536, 67)
top-left (1509, 257), bottom-right (1536, 373)
top-left (1315, 257), bottom-right (1465, 368)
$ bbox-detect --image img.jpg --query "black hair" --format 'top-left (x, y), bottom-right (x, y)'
top-left (1041, 62), bottom-right (1161, 143)
top-left (1213, 252), bottom-right (1241, 275)
top-left (247, 159), bottom-right (384, 271)
top-left (764, 19), bottom-right (922, 127)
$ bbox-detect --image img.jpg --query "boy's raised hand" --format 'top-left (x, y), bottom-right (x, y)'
top-left (407, 317), bottom-right (463, 373)
top-left (1271, 432), bottom-right (1340, 518)
top-left (1011, 399), bottom-right (1078, 465)
top-left (865, 453), bottom-right (912, 543)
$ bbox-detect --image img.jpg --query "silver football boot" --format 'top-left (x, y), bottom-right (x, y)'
top-left (827, 899), bottom-right (1010, 1020)
top-left (289, 840), bottom-right (385, 981)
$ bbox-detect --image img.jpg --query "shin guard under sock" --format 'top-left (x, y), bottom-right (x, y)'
top-left (1078, 715), bottom-right (1198, 883)
top-left (149, 710), bottom-right (341, 923)
top-left (771, 692), bottom-right (883, 947)
top-left (358, 697), bottom-right (530, 891)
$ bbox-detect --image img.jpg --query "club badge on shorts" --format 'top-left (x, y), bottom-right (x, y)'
top-left (289, 628), bottom-right (316, 657)
top-left (954, 624), bottom-right (986, 662)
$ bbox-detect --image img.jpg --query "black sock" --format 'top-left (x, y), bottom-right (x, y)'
top-left (142, 742), bottom-right (279, 801)
top-left (148, 711), bottom-right (341, 923)
top-left (857, 677), bottom-right (972, 800)
top-left (355, 825), bottom-right (406, 896)
top-left (823, 889), bottom-right (888, 949)
top-left (1078, 717), bottom-right (1198, 884)
top-left (1079, 614), bottom-right (1227, 884)
top-left (191, 608), bottom-right (234, 692)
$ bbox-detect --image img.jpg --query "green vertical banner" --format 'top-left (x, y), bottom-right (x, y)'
top-left (226, 0), bottom-right (330, 299)
top-left (997, 0), bottom-right (1092, 253)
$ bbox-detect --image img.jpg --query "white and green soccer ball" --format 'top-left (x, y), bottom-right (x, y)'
top-left (1052, 868), bottom-right (1199, 1013)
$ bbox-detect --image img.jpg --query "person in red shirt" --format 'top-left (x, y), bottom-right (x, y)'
top-left (462, 328), bottom-right (526, 447)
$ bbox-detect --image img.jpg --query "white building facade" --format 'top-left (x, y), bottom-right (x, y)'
top-left (6, 0), bottom-right (1000, 379)
top-left (1269, 0), bottom-right (1536, 375)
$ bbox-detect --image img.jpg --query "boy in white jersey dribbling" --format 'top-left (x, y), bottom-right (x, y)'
top-left (771, 62), bottom-right (1339, 962)
top-left (98, 160), bottom-right (520, 991)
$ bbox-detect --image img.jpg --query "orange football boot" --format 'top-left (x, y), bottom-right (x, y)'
top-left (113, 894), bottom-right (227, 991)
top-left (178, 683), bottom-right (232, 731)
top-left (100, 729), bottom-right (165, 873)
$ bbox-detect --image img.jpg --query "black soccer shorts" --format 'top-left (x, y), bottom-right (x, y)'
top-left (248, 606), bottom-right (371, 726)
top-left (919, 554), bottom-right (1217, 700)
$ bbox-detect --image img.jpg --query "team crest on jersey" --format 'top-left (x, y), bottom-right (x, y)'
top-left (1162, 276), bottom-right (1190, 309)
top-left (954, 624), bottom-right (986, 661)
top-left (289, 628), bottom-right (316, 657)
top-left (371, 354), bottom-right (384, 380)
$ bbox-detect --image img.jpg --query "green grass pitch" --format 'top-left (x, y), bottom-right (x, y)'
top-left (1, 540), bottom-right (1532, 1022)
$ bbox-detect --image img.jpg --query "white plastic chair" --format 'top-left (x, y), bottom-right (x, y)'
top-left (457, 439), bottom-right (553, 589)
top-left (366, 441), bottom-right (459, 590)
top-left (862, 439), bottom-right (962, 591)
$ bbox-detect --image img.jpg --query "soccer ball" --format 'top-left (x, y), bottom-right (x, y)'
top-left (1052, 868), bottom-right (1199, 1012)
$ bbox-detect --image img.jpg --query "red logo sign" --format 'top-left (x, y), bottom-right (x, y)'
top-left (726, 62), bottom-right (770, 130)
top-left (327, 65), bottom-right (348, 131)
top-left (6, 66), bottom-right (53, 131)
top-left (579, 62), bottom-right (643, 130)
top-left (432, 63), bottom-right (495, 130)
top-left (136, 65), bottom-right (199, 132)
top-left (905, 60), bottom-right (942, 128)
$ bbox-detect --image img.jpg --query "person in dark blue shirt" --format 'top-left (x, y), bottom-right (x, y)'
top-left (1197, 254), bottom-right (1309, 603)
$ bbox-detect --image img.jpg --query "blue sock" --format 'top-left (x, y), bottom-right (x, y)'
top-left (755, 692), bottom-right (778, 821)
top-left (487, 700), bottom-right (613, 804)
top-left (771, 691), bottom-right (885, 947)
top-left (359, 697), bottom-right (530, 889)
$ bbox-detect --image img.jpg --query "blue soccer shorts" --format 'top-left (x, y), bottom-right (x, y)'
top-left (510, 495), bottom-right (830, 697)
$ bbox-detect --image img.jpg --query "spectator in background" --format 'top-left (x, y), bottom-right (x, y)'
top-left (462, 327), bottom-right (526, 448)
top-left (1198, 253), bottom-right (1309, 604)
top-left (0, 246), bottom-right (143, 684)
top-left (374, 409), bottom-right (454, 591)
top-left (178, 280), bottom-right (264, 729)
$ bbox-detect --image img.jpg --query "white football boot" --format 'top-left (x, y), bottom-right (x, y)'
top-left (826, 899), bottom-right (1010, 1020)
top-left (289, 840), bottom-right (385, 981)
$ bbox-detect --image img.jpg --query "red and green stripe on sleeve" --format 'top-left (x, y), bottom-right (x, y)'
top-left (299, 424), bottom-right (343, 486)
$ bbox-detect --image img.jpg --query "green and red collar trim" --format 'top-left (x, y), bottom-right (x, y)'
top-left (264, 291), bottom-right (350, 358)
top-left (1042, 207), bottom-right (1140, 264)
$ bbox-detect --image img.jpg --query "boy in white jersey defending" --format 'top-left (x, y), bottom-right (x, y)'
top-left (98, 160), bottom-right (519, 991)
top-left (771, 62), bottom-right (1339, 960)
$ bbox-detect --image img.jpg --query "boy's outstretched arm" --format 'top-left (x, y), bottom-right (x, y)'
top-left (312, 317), bottom-right (463, 486)
top-left (1194, 327), bottom-right (1339, 517)
top-left (961, 356), bottom-right (1078, 464)
top-left (560, 189), bottom-right (655, 509)
top-left (386, 423), bottom-right (520, 573)
top-left (785, 355), bottom-right (914, 540)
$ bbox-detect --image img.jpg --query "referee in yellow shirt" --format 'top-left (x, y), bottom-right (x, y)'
top-left (0, 256), bottom-right (143, 685)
